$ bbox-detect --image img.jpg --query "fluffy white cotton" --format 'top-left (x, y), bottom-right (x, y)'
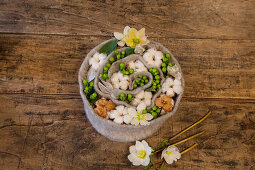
top-left (131, 90), bottom-right (152, 107)
top-left (143, 48), bottom-right (163, 67)
top-left (111, 71), bottom-right (130, 90)
top-left (128, 60), bottom-right (147, 73)
top-left (162, 77), bottom-right (183, 97)
top-left (161, 145), bottom-right (181, 164)
top-left (89, 52), bottom-right (107, 70)
top-left (109, 105), bottom-right (128, 124)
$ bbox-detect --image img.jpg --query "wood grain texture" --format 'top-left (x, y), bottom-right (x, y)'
top-left (0, 34), bottom-right (254, 99)
top-left (0, 0), bottom-right (255, 169)
top-left (0, 96), bottom-right (254, 169)
top-left (0, 0), bottom-right (255, 39)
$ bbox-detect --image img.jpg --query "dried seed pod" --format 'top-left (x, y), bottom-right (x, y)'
top-left (95, 98), bottom-right (115, 118)
top-left (155, 95), bottom-right (174, 113)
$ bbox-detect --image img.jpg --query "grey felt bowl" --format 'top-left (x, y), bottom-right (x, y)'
top-left (78, 39), bottom-right (185, 142)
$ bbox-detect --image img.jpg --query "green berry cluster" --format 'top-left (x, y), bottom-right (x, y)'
top-left (83, 80), bottom-right (99, 104)
top-left (119, 92), bottom-right (133, 103)
top-left (114, 50), bottom-right (126, 60)
top-left (146, 68), bottom-right (161, 92)
top-left (161, 53), bottom-right (174, 75)
top-left (120, 62), bottom-right (134, 75)
top-left (133, 74), bottom-right (149, 89)
top-left (147, 106), bottom-right (161, 118)
top-left (100, 62), bottom-right (111, 80)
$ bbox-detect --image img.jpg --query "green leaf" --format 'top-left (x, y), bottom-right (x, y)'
top-left (99, 39), bottom-right (117, 55)
top-left (144, 166), bottom-right (153, 170)
top-left (125, 48), bottom-right (135, 56)
top-left (159, 139), bottom-right (169, 149)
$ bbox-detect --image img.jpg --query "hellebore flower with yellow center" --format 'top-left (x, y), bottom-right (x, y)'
top-left (123, 28), bottom-right (149, 48)
top-left (161, 145), bottom-right (181, 164)
top-left (128, 140), bottom-right (152, 166)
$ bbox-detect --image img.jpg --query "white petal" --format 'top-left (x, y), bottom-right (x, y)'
top-left (173, 85), bottom-right (183, 94)
top-left (166, 88), bottom-right (175, 97)
top-left (123, 26), bottom-right (130, 36)
top-left (137, 102), bottom-right (146, 113)
top-left (174, 79), bottom-right (182, 86)
top-left (141, 156), bottom-right (150, 166)
top-left (129, 145), bottom-right (136, 154)
top-left (164, 156), bottom-right (174, 164)
top-left (117, 40), bottom-right (125, 47)
top-left (128, 108), bottom-right (138, 117)
top-left (109, 110), bottom-right (119, 119)
top-left (144, 99), bottom-right (151, 106)
top-left (128, 154), bottom-right (141, 166)
top-left (114, 32), bottom-right (124, 40)
top-left (131, 118), bottom-right (139, 126)
top-left (166, 78), bottom-right (174, 86)
top-left (140, 120), bottom-right (150, 126)
top-left (114, 116), bottom-right (123, 124)
top-left (145, 113), bottom-right (153, 120)
top-left (124, 114), bottom-right (133, 124)
top-left (135, 141), bottom-right (144, 151)
top-left (116, 105), bottom-right (125, 113)
top-left (144, 92), bottom-right (152, 99)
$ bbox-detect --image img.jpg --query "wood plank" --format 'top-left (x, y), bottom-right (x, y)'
top-left (0, 94), bottom-right (254, 169)
top-left (0, 34), bottom-right (254, 99)
top-left (0, 0), bottom-right (254, 39)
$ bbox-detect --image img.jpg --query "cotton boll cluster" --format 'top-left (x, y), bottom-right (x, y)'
top-left (89, 52), bottom-right (107, 70)
top-left (143, 49), bottom-right (163, 68)
top-left (131, 90), bottom-right (152, 107)
top-left (128, 60), bottom-right (147, 73)
top-left (109, 105), bottom-right (128, 124)
top-left (162, 78), bottom-right (183, 97)
top-left (111, 71), bottom-right (130, 90)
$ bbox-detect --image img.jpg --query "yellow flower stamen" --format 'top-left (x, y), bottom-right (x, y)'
top-left (137, 150), bottom-right (146, 159)
top-left (166, 151), bottom-right (173, 155)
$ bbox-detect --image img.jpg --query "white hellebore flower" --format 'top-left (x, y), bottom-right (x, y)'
top-left (161, 145), bottom-right (181, 164)
top-left (162, 78), bottom-right (183, 97)
top-left (128, 140), bottom-right (152, 166)
top-left (130, 102), bottom-right (153, 126)
top-left (143, 48), bottom-right (163, 68)
top-left (109, 105), bottom-right (128, 124)
top-left (114, 26), bottom-right (130, 47)
top-left (89, 52), bottom-right (107, 70)
top-left (131, 90), bottom-right (152, 107)
top-left (111, 71), bottom-right (130, 90)
top-left (128, 60), bottom-right (147, 73)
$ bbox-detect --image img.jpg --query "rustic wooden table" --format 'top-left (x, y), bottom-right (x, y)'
top-left (0, 0), bottom-right (254, 169)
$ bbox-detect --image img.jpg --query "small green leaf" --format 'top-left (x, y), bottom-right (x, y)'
top-left (125, 48), bottom-right (135, 56)
top-left (159, 139), bottom-right (169, 149)
top-left (144, 165), bottom-right (153, 170)
top-left (99, 39), bottom-right (117, 55)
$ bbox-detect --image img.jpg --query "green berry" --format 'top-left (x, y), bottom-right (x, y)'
top-left (157, 84), bottom-right (161, 89)
top-left (135, 79), bottom-right (140, 84)
top-left (155, 75), bottom-right (160, 80)
top-left (139, 74), bottom-right (143, 78)
top-left (90, 92), bottom-right (97, 99)
top-left (83, 80), bottom-right (88, 86)
top-left (162, 67), bottom-right (167, 73)
top-left (127, 94), bottom-right (133, 102)
top-left (152, 68), bottom-right (157, 73)
top-left (149, 68), bottom-right (153, 72)
top-left (153, 82), bottom-right (157, 86)
top-left (125, 70), bottom-right (129, 75)
top-left (152, 106), bottom-right (157, 111)
top-left (102, 73), bottom-right (108, 80)
top-left (142, 76), bottom-right (147, 80)
top-left (109, 57), bottom-right (115, 63)
top-left (106, 63), bottom-right (111, 68)
top-left (152, 85), bottom-right (157, 89)
top-left (122, 51), bottom-right (125, 55)
top-left (104, 66), bottom-right (108, 72)
top-left (141, 79), bottom-right (145, 83)
top-left (156, 108), bottom-right (161, 113)
top-left (140, 83), bottom-right (144, 86)
top-left (168, 62), bottom-right (174, 67)
top-left (152, 112), bottom-right (157, 118)
top-left (117, 54), bottom-right (121, 60)
top-left (163, 57), bottom-right (168, 63)
top-left (129, 69), bottom-right (134, 74)
top-left (145, 79), bottom-right (148, 83)
top-left (161, 63), bottom-right (166, 67)
top-left (155, 80), bottom-right (160, 84)
top-left (114, 50), bottom-right (119, 54)
top-left (166, 53), bottom-right (171, 58)
top-left (89, 81), bottom-right (94, 87)
top-left (133, 84), bottom-right (138, 89)
top-left (142, 109), bottom-right (147, 114)
top-left (120, 62), bottom-right (125, 69)
top-left (84, 87), bottom-right (89, 94)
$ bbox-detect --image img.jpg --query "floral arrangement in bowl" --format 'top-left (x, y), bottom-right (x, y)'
top-left (78, 26), bottom-right (185, 142)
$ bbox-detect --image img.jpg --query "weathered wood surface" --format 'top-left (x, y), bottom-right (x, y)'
top-left (0, 0), bottom-right (255, 169)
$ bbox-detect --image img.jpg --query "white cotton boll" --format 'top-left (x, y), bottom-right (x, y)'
top-left (173, 85), bottom-right (183, 94)
top-left (136, 90), bottom-right (145, 99)
top-left (109, 110), bottom-right (119, 119)
top-left (137, 102), bottom-right (146, 113)
top-left (166, 78), bottom-right (174, 86)
top-left (144, 92), bottom-right (152, 99)
top-left (114, 116), bottom-right (124, 124)
top-left (124, 114), bottom-right (133, 124)
top-left (166, 88), bottom-right (175, 97)
top-left (174, 79), bottom-right (182, 86)
top-left (131, 98), bottom-right (140, 106)
top-left (144, 99), bottom-right (151, 106)
top-left (128, 61), bottom-right (136, 69)
top-left (143, 49), bottom-right (163, 67)
top-left (123, 107), bottom-right (128, 115)
top-left (116, 105), bottom-right (125, 114)
top-left (128, 108), bottom-right (138, 117)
